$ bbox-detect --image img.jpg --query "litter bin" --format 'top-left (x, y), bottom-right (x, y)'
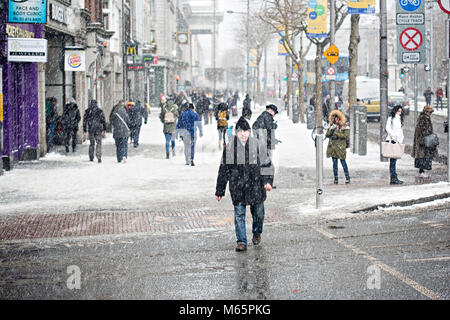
top-left (350, 105), bottom-right (367, 156)
top-left (292, 104), bottom-right (299, 123)
top-left (306, 105), bottom-right (315, 129)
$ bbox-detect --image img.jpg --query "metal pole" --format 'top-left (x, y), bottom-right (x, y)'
top-left (263, 0), bottom-right (267, 105)
top-left (246, 0), bottom-right (250, 96)
top-left (213, 0), bottom-right (216, 94)
top-left (329, 0), bottom-right (336, 104)
top-left (316, 135), bottom-right (324, 208)
top-left (447, 16), bottom-right (450, 182)
top-left (414, 63), bottom-right (418, 130)
top-left (430, 2), bottom-right (434, 93)
top-left (379, 0), bottom-right (388, 162)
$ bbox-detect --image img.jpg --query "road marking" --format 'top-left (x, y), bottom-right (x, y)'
top-left (311, 226), bottom-right (442, 300)
top-left (422, 221), bottom-right (446, 228)
top-left (406, 257), bottom-right (450, 262)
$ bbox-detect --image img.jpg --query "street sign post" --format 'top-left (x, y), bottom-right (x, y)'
top-left (396, 0), bottom-right (426, 64)
top-left (438, 0), bottom-right (450, 14)
top-left (323, 44), bottom-right (339, 65)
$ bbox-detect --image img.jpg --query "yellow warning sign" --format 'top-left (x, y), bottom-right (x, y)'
top-left (323, 44), bottom-right (339, 65)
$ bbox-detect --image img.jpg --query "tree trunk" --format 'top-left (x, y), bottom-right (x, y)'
top-left (348, 14), bottom-right (360, 109)
top-left (298, 59), bottom-right (305, 123)
top-left (315, 43), bottom-right (324, 133)
top-left (286, 55), bottom-right (291, 116)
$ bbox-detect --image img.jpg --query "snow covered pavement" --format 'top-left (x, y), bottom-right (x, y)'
top-left (0, 105), bottom-right (449, 228)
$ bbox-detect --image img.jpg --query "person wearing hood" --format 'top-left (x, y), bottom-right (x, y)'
top-left (83, 100), bottom-right (106, 163)
top-left (128, 100), bottom-right (146, 148)
top-left (111, 101), bottom-right (131, 163)
top-left (412, 105), bottom-right (438, 178)
top-left (62, 97), bottom-right (81, 153)
top-left (215, 116), bottom-right (274, 252)
top-left (159, 95), bottom-right (179, 159)
top-left (326, 110), bottom-right (350, 184)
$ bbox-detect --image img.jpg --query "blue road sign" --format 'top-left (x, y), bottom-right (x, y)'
top-left (399, 0), bottom-right (422, 12)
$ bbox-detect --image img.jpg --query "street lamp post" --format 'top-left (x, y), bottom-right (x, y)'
top-left (226, 5), bottom-right (250, 95)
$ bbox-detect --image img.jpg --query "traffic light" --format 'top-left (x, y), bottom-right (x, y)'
top-left (399, 68), bottom-right (405, 79)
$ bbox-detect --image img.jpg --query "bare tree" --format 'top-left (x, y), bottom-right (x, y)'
top-left (304, 1), bottom-right (348, 131)
top-left (260, 0), bottom-right (311, 122)
top-left (236, 11), bottom-right (272, 103)
top-left (348, 14), bottom-right (360, 109)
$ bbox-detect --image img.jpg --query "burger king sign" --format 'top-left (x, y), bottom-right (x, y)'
top-left (65, 50), bottom-right (86, 72)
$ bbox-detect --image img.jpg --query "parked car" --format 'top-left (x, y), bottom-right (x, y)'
top-left (387, 92), bottom-right (410, 115)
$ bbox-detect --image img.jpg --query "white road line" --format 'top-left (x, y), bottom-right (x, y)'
top-left (406, 257), bottom-right (450, 263)
top-left (310, 226), bottom-right (442, 300)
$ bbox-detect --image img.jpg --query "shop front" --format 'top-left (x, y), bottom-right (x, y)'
top-left (0, 17), bottom-right (44, 170)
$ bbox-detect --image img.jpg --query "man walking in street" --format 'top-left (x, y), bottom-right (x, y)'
top-left (83, 100), bottom-right (106, 163)
top-left (62, 97), bottom-right (81, 153)
top-left (109, 100), bottom-right (125, 131)
top-left (110, 101), bottom-right (130, 163)
top-left (215, 116), bottom-right (274, 252)
top-left (435, 87), bottom-right (444, 110)
top-left (45, 97), bottom-right (58, 151)
top-left (252, 104), bottom-right (279, 152)
top-left (176, 103), bottom-right (203, 166)
top-left (423, 87), bottom-right (434, 106)
top-left (159, 95), bottom-right (179, 159)
top-left (128, 100), bottom-right (147, 148)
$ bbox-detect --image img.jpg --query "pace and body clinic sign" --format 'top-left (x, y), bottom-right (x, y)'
top-left (8, 0), bottom-right (48, 24)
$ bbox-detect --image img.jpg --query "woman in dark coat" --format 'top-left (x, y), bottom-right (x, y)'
top-left (412, 105), bottom-right (438, 178)
top-left (215, 117), bottom-right (274, 252)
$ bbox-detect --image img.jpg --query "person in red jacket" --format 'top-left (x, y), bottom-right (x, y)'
top-left (435, 87), bottom-right (443, 110)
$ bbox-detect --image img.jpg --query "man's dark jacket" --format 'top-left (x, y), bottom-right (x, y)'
top-left (83, 101), bottom-right (106, 135)
top-left (215, 135), bottom-right (274, 206)
top-left (252, 111), bottom-right (276, 150)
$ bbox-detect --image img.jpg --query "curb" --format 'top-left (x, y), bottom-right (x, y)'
top-left (351, 192), bottom-right (450, 214)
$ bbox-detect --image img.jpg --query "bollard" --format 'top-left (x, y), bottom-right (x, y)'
top-left (306, 105), bottom-right (315, 129)
top-left (292, 104), bottom-right (299, 123)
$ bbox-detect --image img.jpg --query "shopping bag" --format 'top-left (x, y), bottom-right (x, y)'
top-left (381, 140), bottom-right (405, 159)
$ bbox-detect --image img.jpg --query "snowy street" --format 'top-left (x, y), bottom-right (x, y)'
top-left (1, 104), bottom-right (449, 300)
top-left (1, 103), bottom-right (449, 220)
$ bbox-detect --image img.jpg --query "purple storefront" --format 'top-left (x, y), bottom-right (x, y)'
top-left (1, 8), bottom-right (43, 170)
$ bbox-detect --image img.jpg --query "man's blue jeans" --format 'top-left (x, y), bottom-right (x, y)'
top-left (234, 203), bottom-right (265, 246)
top-left (165, 133), bottom-right (175, 153)
top-left (390, 158), bottom-right (397, 179)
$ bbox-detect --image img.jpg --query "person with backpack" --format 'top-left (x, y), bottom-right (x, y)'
top-left (83, 100), bottom-right (106, 163)
top-left (159, 95), bottom-right (180, 159)
top-left (326, 110), bottom-right (350, 184)
top-left (111, 102), bottom-right (131, 163)
top-left (62, 98), bottom-right (81, 153)
top-left (215, 102), bottom-right (230, 149)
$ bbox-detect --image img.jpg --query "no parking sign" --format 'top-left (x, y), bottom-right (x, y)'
top-left (396, 0), bottom-right (426, 64)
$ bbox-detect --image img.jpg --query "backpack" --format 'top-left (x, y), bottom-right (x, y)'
top-left (164, 110), bottom-right (175, 123)
top-left (217, 110), bottom-right (228, 127)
